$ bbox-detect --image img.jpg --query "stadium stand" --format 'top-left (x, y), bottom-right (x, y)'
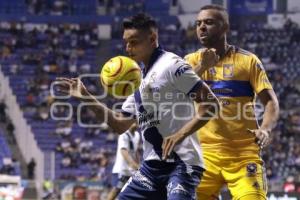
top-left (0, 128), bottom-right (20, 176)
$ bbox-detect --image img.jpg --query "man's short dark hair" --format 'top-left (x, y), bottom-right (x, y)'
top-left (200, 4), bottom-right (227, 12)
top-left (200, 4), bottom-right (229, 26)
top-left (123, 13), bottom-right (158, 32)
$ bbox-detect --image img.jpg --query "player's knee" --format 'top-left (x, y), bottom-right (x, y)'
top-left (237, 193), bottom-right (266, 200)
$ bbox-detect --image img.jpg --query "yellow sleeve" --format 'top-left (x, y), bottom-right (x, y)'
top-left (249, 56), bottom-right (273, 94)
top-left (184, 53), bottom-right (199, 68)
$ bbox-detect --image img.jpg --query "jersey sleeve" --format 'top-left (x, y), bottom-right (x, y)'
top-left (249, 56), bottom-right (273, 94)
top-left (121, 94), bottom-right (136, 118)
top-left (118, 132), bottom-right (130, 150)
top-left (184, 53), bottom-right (199, 68)
top-left (166, 59), bottom-right (203, 95)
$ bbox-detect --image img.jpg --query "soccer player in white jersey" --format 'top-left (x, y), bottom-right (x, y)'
top-left (57, 13), bottom-right (219, 200)
top-left (107, 123), bottom-right (140, 200)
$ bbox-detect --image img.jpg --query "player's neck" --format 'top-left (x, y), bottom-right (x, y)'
top-left (217, 43), bottom-right (229, 58)
top-left (143, 45), bottom-right (160, 70)
top-left (143, 58), bottom-right (151, 69)
top-left (211, 40), bottom-right (229, 58)
top-left (204, 36), bottom-right (228, 58)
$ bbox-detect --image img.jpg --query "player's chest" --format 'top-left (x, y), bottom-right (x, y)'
top-left (140, 70), bottom-right (169, 95)
top-left (203, 62), bottom-right (248, 81)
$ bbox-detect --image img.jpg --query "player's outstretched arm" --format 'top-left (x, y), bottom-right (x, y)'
top-left (247, 89), bottom-right (279, 148)
top-left (121, 149), bottom-right (139, 170)
top-left (56, 77), bottom-right (136, 134)
top-left (162, 82), bottom-right (220, 160)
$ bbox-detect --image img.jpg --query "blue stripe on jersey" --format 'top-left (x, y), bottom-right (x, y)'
top-left (142, 45), bottom-right (165, 77)
top-left (205, 80), bottom-right (254, 97)
top-left (187, 80), bottom-right (203, 96)
top-left (143, 127), bottom-right (163, 158)
top-left (134, 90), bottom-right (146, 113)
top-left (121, 111), bottom-right (136, 118)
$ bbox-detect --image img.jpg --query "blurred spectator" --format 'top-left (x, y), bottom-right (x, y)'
top-left (6, 122), bottom-right (16, 144)
top-left (284, 176), bottom-right (296, 193)
top-left (37, 103), bottom-right (50, 120)
top-left (106, 131), bottom-right (116, 142)
top-left (0, 158), bottom-right (15, 175)
top-left (26, 92), bottom-right (36, 107)
top-left (96, 154), bottom-right (109, 183)
top-left (27, 158), bottom-right (36, 179)
top-left (0, 101), bottom-right (6, 123)
top-left (61, 156), bottom-right (72, 168)
top-left (10, 64), bottom-right (20, 75)
top-left (55, 120), bottom-right (73, 137)
top-left (42, 179), bottom-right (54, 199)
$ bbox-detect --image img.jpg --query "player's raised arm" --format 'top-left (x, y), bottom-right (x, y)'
top-left (162, 82), bottom-right (220, 160)
top-left (56, 77), bottom-right (136, 134)
top-left (185, 48), bottom-right (219, 77)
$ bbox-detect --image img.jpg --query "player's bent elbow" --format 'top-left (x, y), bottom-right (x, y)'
top-left (113, 124), bottom-right (131, 135)
top-left (207, 101), bottom-right (220, 119)
top-left (113, 120), bottom-right (135, 135)
top-left (109, 113), bottom-right (135, 134)
top-left (205, 97), bottom-right (220, 119)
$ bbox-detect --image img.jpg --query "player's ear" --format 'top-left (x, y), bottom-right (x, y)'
top-left (149, 30), bottom-right (158, 45)
top-left (223, 21), bottom-right (229, 33)
top-left (149, 33), bottom-right (155, 44)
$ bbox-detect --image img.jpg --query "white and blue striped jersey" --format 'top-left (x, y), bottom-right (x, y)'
top-left (112, 130), bottom-right (140, 176)
top-left (121, 46), bottom-right (204, 168)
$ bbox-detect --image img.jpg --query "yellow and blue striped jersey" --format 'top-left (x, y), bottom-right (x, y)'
top-left (185, 46), bottom-right (273, 155)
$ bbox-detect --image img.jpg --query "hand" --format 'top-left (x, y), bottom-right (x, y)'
top-left (247, 128), bottom-right (271, 149)
top-left (200, 48), bottom-right (219, 71)
top-left (56, 77), bottom-right (89, 99)
top-left (162, 132), bottom-right (185, 160)
top-left (130, 163), bottom-right (139, 171)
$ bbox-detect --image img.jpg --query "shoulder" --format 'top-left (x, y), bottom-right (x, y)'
top-left (234, 47), bottom-right (264, 70)
top-left (160, 51), bottom-right (193, 74)
top-left (184, 48), bottom-right (205, 61)
top-left (160, 51), bottom-right (183, 64)
top-left (156, 51), bottom-right (188, 71)
top-left (184, 48), bottom-right (206, 68)
top-left (235, 47), bottom-right (259, 61)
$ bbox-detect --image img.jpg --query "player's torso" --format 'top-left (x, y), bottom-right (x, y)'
top-left (138, 52), bottom-right (195, 136)
top-left (129, 131), bottom-right (140, 154)
top-left (136, 51), bottom-right (203, 166)
top-left (186, 47), bottom-right (260, 154)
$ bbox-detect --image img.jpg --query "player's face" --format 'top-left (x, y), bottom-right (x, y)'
top-left (123, 29), bottom-right (154, 63)
top-left (196, 9), bottom-right (227, 47)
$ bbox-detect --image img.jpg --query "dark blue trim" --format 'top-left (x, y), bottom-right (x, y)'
top-left (121, 110), bottom-right (136, 119)
top-left (142, 45), bottom-right (165, 77)
top-left (205, 80), bottom-right (254, 97)
top-left (143, 127), bottom-right (164, 159)
top-left (187, 80), bottom-right (203, 96)
top-left (236, 47), bottom-right (252, 56)
top-left (143, 127), bottom-right (182, 163)
top-left (134, 90), bottom-right (146, 113)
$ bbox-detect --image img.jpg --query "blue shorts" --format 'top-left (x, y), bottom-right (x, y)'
top-left (111, 173), bottom-right (131, 190)
top-left (119, 160), bottom-right (204, 200)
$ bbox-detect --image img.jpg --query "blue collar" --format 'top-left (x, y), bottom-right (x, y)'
top-left (142, 45), bottom-right (164, 77)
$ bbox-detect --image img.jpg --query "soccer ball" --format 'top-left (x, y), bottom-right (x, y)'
top-left (100, 56), bottom-right (142, 97)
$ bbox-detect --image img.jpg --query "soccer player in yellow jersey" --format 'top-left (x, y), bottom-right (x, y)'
top-left (184, 5), bottom-right (280, 200)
